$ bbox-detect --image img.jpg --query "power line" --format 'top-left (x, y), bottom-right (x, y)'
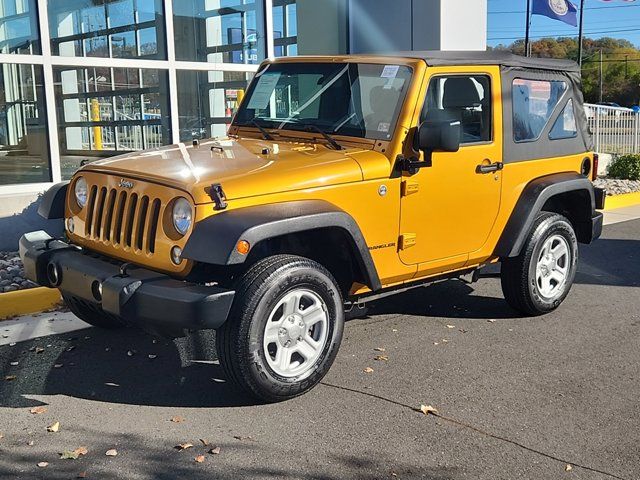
top-left (489, 3), bottom-right (640, 14)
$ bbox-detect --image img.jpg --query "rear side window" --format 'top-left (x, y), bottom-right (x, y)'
top-left (512, 78), bottom-right (567, 142)
top-left (549, 100), bottom-right (578, 140)
top-left (421, 75), bottom-right (492, 145)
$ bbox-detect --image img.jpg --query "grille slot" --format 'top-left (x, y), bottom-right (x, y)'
top-left (82, 182), bottom-right (161, 255)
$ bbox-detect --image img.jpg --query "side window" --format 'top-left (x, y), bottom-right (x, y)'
top-left (549, 100), bottom-right (578, 140)
top-left (512, 78), bottom-right (567, 142)
top-left (421, 75), bottom-right (492, 145)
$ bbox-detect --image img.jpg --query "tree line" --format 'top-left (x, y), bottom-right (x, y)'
top-left (492, 37), bottom-right (640, 107)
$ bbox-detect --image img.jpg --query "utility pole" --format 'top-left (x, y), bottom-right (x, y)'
top-left (525, 0), bottom-right (531, 57)
top-left (599, 49), bottom-right (604, 103)
top-left (578, 0), bottom-right (586, 67)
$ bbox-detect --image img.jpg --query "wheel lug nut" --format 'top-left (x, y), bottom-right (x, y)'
top-left (278, 328), bottom-right (286, 336)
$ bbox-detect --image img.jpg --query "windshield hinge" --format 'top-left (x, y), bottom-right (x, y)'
top-left (207, 183), bottom-right (228, 210)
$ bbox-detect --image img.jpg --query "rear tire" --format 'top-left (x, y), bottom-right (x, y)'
top-left (216, 255), bottom-right (344, 403)
top-left (62, 293), bottom-right (125, 329)
top-left (501, 212), bottom-right (578, 316)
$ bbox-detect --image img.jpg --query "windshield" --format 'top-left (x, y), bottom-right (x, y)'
top-left (233, 62), bottom-right (413, 141)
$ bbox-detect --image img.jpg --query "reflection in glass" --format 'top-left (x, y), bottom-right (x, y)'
top-left (0, 0), bottom-right (40, 54)
top-left (0, 64), bottom-right (50, 185)
top-left (173, 0), bottom-right (265, 64)
top-left (273, 0), bottom-right (297, 57)
top-left (54, 66), bottom-right (171, 180)
top-left (176, 70), bottom-right (252, 141)
top-left (48, 0), bottom-right (166, 60)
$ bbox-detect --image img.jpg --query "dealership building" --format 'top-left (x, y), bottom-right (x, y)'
top-left (0, 0), bottom-right (486, 247)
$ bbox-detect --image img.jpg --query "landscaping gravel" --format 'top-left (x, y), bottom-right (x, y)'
top-left (594, 177), bottom-right (640, 196)
top-left (0, 251), bottom-right (37, 292)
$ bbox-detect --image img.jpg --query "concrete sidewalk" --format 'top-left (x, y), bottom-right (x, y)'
top-left (603, 203), bottom-right (640, 225)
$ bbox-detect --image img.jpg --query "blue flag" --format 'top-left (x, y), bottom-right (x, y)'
top-left (532, 0), bottom-right (578, 27)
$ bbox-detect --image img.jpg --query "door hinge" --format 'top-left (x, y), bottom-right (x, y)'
top-left (401, 180), bottom-right (419, 196)
top-left (399, 233), bottom-right (417, 250)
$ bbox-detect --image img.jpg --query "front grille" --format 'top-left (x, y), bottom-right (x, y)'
top-left (85, 184), bottom-right (162, 255)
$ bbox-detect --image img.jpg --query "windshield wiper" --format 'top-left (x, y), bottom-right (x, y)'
top-left (303, 124), bottom-right (343, 151)
top-left (250, 118), bottom-right (275, 141)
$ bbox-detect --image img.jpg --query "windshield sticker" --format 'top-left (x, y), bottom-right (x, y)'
top-left (247, 73), bottom-right (281, 110)
top-left (377, 122), bottom-right (390, 133)
top-left (381, 65), bottom-right (399, 79)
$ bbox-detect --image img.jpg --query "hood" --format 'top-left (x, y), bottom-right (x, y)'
top-left (83, 137), bottom-right (383, 204)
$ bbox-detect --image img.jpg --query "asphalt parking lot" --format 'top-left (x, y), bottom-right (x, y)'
top-left (0, 219), bottom-right (638, 480)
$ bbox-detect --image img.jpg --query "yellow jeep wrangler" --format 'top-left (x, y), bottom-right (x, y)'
top-left (21, 51), bottom-right (605, 402)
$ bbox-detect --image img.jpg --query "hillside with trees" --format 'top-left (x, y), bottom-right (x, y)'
top-left (492, 38), bottom-right (640, 107)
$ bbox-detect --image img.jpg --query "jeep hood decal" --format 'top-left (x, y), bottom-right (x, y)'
top-left (84, 137), bottom-right (373, 204)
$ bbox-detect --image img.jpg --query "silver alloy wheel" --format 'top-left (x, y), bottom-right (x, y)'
top-left (535, 234), bottom-right (571, 299)
top-left (263, 288), bottom-right (330, 378)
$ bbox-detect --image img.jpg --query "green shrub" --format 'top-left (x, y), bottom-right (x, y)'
top-left (608, 154), bottom-right (640, 181)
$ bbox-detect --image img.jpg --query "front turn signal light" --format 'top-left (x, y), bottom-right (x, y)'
top-left (236, 240), bottom-right (250, 256)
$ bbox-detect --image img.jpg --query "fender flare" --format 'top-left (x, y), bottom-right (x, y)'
top-left (182, 200), bottom-right (382, 291)
top-left (494, 172), bottom-right (596, 258)
top-left (38, 181), bottom-right (69, 220)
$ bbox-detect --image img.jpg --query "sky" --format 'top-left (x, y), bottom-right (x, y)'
top-left (487, 0), bottom-right (640, 48)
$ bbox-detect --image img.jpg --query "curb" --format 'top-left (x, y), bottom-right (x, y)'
top-left (603, 191), bottom-right (640, 211)
top-left (0, 288), bottom-right (61, 320)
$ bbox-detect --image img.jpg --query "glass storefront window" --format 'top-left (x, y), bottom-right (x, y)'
top-left (54, 66), bottom-right (171, 180)
top-left (176, 69), bottom-right (252, 141)
top-left (48, 0), bottom-right (166, 60)
top-left (0, 0), bottom-right (40, 54)
top-left (273, 0), bottom-right (297, 57)
top-left (0, 63), bottom-right (50, 184)
top-left (173, 0), bottom-right (266, 64)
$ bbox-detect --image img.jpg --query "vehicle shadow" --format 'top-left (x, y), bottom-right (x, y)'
top-left (0, 327), bottom-right (255, 409)
top-left (0, 195), bottom-right (63, 251)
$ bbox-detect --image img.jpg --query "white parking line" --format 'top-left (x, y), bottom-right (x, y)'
top-left (0, 312), bottom-right (90, 346)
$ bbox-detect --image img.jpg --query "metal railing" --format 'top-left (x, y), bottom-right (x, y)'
top-left (585, 103), bottom-right (640, 155)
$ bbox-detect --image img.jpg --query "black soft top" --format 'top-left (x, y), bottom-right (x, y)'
top-left (392, 50), bottom-right (580, 73)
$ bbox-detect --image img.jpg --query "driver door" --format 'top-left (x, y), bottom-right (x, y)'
top-left (398, 67), bottom-right (503, 276)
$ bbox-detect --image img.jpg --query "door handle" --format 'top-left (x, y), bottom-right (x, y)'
top-left (476, 161), bottom-right (504, 174)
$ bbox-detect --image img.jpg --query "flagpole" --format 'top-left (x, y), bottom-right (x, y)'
top-left (577, 0), bottom-right (586, 67)
top-left (525, 0), bottom-right (532, 57)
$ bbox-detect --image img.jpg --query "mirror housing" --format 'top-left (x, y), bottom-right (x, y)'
top-left (415, 119), bottom-right (461, 153)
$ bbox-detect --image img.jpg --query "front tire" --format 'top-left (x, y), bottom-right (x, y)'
top-left (501, 212), bottom-right (579, 316)
top-left (216, 255), bottom-right (344, 403)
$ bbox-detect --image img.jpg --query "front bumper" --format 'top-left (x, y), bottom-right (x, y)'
top-left (19, 231), bottom-right (235, 337)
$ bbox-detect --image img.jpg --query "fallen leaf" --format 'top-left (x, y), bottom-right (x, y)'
top-left (233, 435), bottom-right (254, 442)
top-left (4, 375), bottom-right (17, 381)
top-left (10, 361), bottom-right (18, 366)
top-left (148, 355), bottom-right (157, 359)
top-left (363, 367), bottom-right (374, 373)
top-left (74, 447), bottom-right (88, 456)
top-left (37, 462), bottom-right (49, 468)
top-left (199, 438), bottom-right (210, 446)
top-left (487, 319), bottom-right (496, 323)
top-left (374, 355), bottom-right (389, 362)
top-left (419, 405), bottom-right (438, 416)
top-left (459, 328), bottom-right (468, 334)
top-left (170, 416), bottom-right (185, 423)
top-left (30, 406), bottom-right (47, 415)
top-left (54, 364), bottom-right (63, 369)
top-left (47, 422), bottom-right (60, 433)
top-left (373, 347), bottom-right (386, 352)
top-left (175, 443), bottom-right (194, 451)
top-left (105, 449), bottom-right (118, 457)
top-left (104, 382), bottom-right (120, 387)
top-left (446, 325), bottom-right (455, 329)
top-left (565, 464), bottom-right (573, 472)
top-left (195, 455), bottom-right (205, 463)
top-left (126, 350), bottom-right (135, 357)
top-left (209, 446), bottom-right (221, 455)
top-left (60, 450), bottom-right (81, 460)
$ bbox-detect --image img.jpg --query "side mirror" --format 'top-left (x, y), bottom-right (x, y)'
top-left (415, 119), bottom-right (461, 153)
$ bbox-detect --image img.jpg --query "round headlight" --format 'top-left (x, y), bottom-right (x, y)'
top-left (74, 176), bottom-right (88, 208)
top-left (172, 197), bottom-right (192, 236)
